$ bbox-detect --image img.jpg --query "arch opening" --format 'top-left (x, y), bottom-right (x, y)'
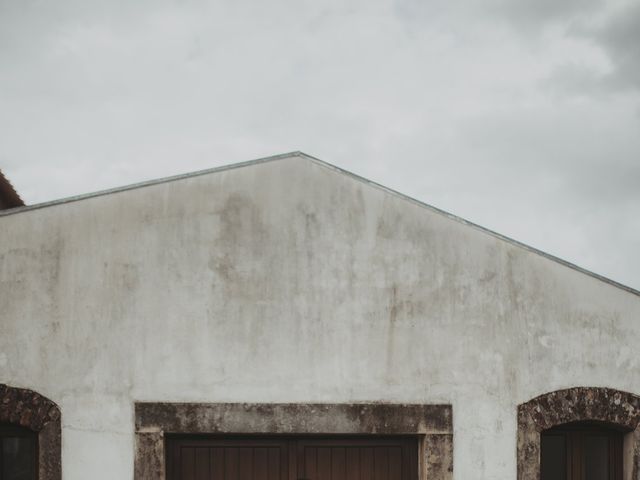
top-left (0, 385), bottom-right (61, 480)
top-left (517, 387), bottom-right (640, 480)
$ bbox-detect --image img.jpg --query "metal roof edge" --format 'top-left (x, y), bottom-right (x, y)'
top-left (0, 151), bottom-right (304, 218)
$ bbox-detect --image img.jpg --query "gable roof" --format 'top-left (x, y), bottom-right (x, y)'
top-left (0, 151), bottom-right (637, 297)
top-left (0, 169), bottom-right (24, 210)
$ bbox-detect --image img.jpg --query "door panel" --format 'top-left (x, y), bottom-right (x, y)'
top-left (583, 436), bottom-right (609, 480)
top-left (167, 439), bottom-right (290, 480)
top-left (540, 425), bottom-right (623, 480)
top-left (296, 439), bottom-right (417, 480)
top-left (166, 437), bottom-right (418, 480)
top-left (541, 434), bottom-right (566, 480)
top-left (0, 426), bottom-right (37, 480)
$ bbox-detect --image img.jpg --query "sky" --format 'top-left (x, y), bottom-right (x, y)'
top-left (1, 0), bottom-right (639, 290)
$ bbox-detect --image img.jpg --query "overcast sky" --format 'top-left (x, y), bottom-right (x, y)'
top-left (1, 0), bottom-right (639, 290)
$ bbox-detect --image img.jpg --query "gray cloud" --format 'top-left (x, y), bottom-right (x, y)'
top-left (589, 2), bottom-right (640, 90)
top-left (535, 1), bottom-right (640, 95)
top-left (488, 0), bottom-right (604, 32)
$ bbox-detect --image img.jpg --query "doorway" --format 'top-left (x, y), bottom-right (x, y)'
top-left (541, 422), bottom-right (623, 480)
top-left (165, 436), bottom-right (418, 480)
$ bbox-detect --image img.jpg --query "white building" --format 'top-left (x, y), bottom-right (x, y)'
top-left (1, 152), bottom-right (639, 480)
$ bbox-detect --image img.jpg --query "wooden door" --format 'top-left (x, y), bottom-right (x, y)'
top-left (541, 424), bottom-right (623, 480)
top-left (0, 424), bottom-right (37, 480)
top-left (166, 437), bottom-right (418, 480)
top-left (296, 438), bottom-right (418, 480)
top-left (166, 438), bottom-right (291, 480)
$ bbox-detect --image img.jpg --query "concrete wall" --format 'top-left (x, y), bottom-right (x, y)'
top-left (1, 154), bottom-right (639, 479)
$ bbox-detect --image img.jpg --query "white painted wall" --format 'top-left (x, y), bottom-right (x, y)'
top-left (1, 154), bottom-right (639, 479)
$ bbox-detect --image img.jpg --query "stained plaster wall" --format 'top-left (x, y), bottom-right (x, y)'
top-left (1, 154), bottom-right (639, 479)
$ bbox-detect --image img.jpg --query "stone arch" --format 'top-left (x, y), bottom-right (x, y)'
top-left (0, 384), bottom-right (61, 480)
top-left (517, 387), bottom-right (640, 480)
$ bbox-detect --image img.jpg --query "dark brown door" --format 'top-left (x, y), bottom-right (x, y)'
top-left (0, 424), bottom-right (37, 480)
top-left (541, 424), bottom-right (623, 480)
top-left (166, 438), bottom-right (291, 480)
top-left (297, 438), bottom-right (417, 480)
top-left (166, 437), bottom-right (418, 480)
